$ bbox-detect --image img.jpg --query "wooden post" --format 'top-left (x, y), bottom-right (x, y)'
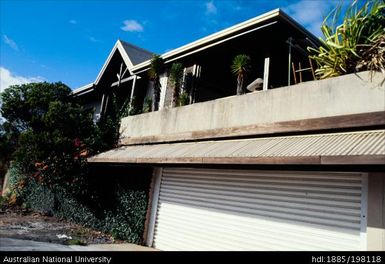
top-left (309, 58), bottom-right (316, 80)
top-left (129, 75), bottom-right (137, 107)
top-left (100, 94), bottom-right (105, 115)
top-left (299, 62), bottom-right (302, 83)
top-left (291, 62), bottom-right (297, 84)
top-left (118, 63), bottom-right (123, 87)
top-left (102, 95), bottom-right (109, 115)
top-left (263, 57), bottom-right (270, 91)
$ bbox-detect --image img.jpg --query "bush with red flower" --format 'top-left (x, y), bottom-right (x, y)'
top-left (0, 82), bottom-right (99, 199)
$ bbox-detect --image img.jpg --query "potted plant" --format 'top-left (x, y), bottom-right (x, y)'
top-left (231, 54), bottom-right (251, 95)
top-left (169, 63), bottom-right (184, 107)
top-left (148, 54), bottom-right (164, 111)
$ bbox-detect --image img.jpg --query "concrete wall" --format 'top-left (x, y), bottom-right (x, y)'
top-left (367, 173), bottom-right (385, 251)
top-left (120, 71), bottom-right (385, 141)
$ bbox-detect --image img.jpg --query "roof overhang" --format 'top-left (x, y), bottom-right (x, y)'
top-left (88, 129), bottom-right (385, 165)
top-left (131, 8), bottom-right (321, 74)
top-left (71, 83), bottom-right (95, 96)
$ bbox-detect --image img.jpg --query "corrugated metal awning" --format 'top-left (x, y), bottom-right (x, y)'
top-left (88, 130), bottom-right (385, 165)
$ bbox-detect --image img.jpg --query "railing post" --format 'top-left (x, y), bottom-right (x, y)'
top-left (263, 57), bottom-right (270, 91)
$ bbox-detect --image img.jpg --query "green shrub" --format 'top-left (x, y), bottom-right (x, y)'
top-left (55, 190), bottom-right (102, 229)
top-left (142, 97), bottom-right (152, 113)
top-left (0, 196), bottom-right (8, 210)
top-left (128, 96), bottom-right (142, 116)
top-left (309, 1), bottom-right (385, 79)
top-left (6, 163), bottom-right (149, 245)
top-left (6, 162), bottom-right (27, 201)
top-left (177, 91), bottom-right (190, 106)
top-left (65, 239), bottom-right (87, 246)
top-left (23, 180), bottom-right (55, 215)
top-left (102, 188), bottom-right (148, 243)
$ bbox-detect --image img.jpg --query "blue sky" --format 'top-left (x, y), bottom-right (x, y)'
top-left (0, 0), bottom-right (348, 91)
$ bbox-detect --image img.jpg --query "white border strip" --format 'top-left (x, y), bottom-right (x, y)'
top-left (146, 167), bottom-right (163, 247)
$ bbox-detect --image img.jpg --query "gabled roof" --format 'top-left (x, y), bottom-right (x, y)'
top-left (93, 40), bottom-right (153, 86)
top-left (120, 40), bottom-right (153, 66)
top-left (73, 40), bottom-right (153, 95)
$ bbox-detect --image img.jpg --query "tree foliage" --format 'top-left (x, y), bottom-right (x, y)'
top-left (1, 82), bottom-right (150, 244)
top-left (0, 82), bottom-right (96, 196)
top-left (309, 0), bottom-right (385, 79)
top-left (0, 123), bottom-right (14, 173)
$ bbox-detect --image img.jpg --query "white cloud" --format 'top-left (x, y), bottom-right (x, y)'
top-left (69, 19), bottom-right (77, 24)
top-left (205, 1), bottom-right (217, 15)
top-left (121, 20), bottom-right (144, 32)
top-left (3, 35), bottom-right (18, 51)
top-left (283, 0), bottom-right (336, 37)
top-left (89, 36), bottom-right (101, 43)
top-left (0, 67), bottom-right (45, 93)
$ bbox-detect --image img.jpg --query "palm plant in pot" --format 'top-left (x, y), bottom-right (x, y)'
top-left (149, 54), bottom-right (164, 111)
top-left (169, 62), bottom-right (184, 107)
top-left (231, 54), bottom-right (251, 95)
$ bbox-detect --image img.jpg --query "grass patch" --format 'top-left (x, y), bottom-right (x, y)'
top-left (65, 238), bottom-right (88, 246)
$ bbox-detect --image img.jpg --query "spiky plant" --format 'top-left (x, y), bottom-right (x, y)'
top-left (231, 54), bottom-right (251, 95)
top-left (148, 54), bottom-right (164, 111)
top-left (169, 63), bottom-right (184, 107)
top-left (309, 0), bottom-right (385, 79)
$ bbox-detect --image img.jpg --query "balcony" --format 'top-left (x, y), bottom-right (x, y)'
top-left (119, 71), bottom-right (385, 145)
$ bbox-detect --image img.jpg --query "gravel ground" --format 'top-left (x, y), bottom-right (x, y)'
top-left (0, 208), bottom-right (115, 246)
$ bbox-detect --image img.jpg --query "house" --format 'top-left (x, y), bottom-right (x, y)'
top-left (75, 9), bottom-right (385, 251)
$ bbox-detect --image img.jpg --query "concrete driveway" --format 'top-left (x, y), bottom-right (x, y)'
top-left (0, 238), bottom-right (157, 251)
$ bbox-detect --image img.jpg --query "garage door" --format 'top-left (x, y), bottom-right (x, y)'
top-left (150, 168), bottom-right (367, 251)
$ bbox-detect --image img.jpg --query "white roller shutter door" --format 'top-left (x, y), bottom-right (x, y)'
top-left (151, 168), bottom-right (367, 251)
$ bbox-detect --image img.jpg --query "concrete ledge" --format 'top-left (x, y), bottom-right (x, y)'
top-left (120, 111), bottom-right (385, 145)
top-left (120, 71), bottom-right (385, 144)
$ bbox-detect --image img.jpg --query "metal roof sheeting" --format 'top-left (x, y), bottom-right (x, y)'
top-left (120, 41), bottom-right (153, 66)
top-left (88, 130), bottom-right (385, 165)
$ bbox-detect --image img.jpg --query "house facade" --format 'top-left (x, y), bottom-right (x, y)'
top-left (74, 9), bottom-right (385, 251)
